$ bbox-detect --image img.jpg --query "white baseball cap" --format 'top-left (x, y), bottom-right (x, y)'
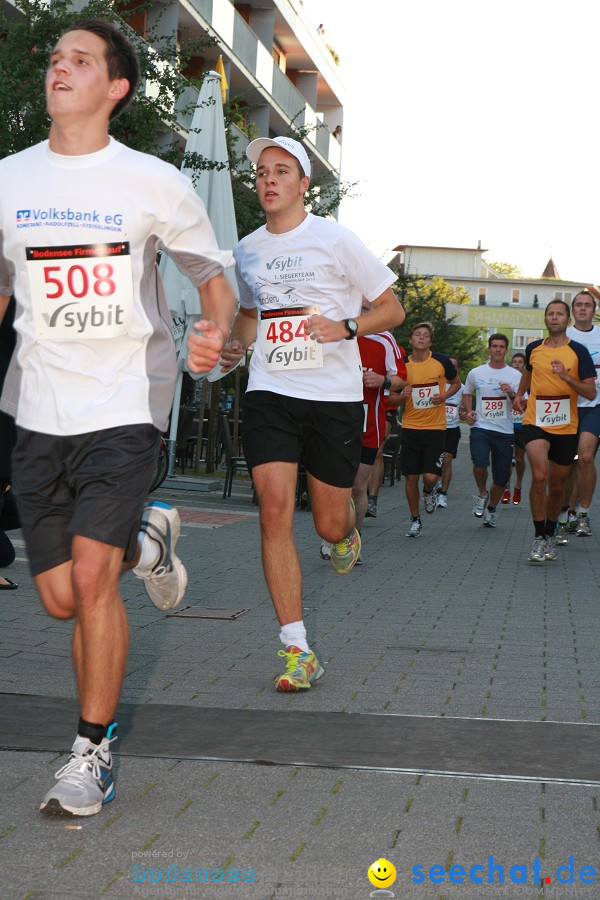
top-left (246, 136), bottom-right (311, 178)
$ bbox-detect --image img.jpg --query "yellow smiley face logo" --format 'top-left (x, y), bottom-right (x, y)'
top-left (368, 858), bottom-right (397, 888)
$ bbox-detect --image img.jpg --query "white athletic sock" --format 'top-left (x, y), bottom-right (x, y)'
top-left (558, 510), bottom-right (568, 524)
top-left (134, 532), bottom-right (160, 574)
top-left (578, 506), bottom-right (590, 515)
top-left (279, 621), bottom-right (309, 653)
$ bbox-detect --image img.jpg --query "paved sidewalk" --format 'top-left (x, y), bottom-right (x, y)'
top-left (1, 432), bottom-right (600, 899)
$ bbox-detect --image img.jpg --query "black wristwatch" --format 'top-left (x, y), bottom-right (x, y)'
top-left (344, 318), bottom-right (358, 340)
top-left (382, 376), bottom-right (392, 391)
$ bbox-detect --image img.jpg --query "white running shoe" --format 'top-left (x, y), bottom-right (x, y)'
top-left (554, 523), bottom-right (569, 545)
top-left (528, 537), bottom-right (547, 563)
top-left (436, 492), bottom-right (448, 508)
top-left (134, 502), bottom-right (188, 610)
top-left (472, 493), bottom-right (489, 517)
top-left (40, 728), bottom-right (117, 817)
top-left (483, 509), bottom-right (497, 528)
top-left (545, 536), bottom-right (558, 560)
top-left (319, 539), bottom-right (331, 560)
top-left (576, 513), bottom-right (592, 537)
top-left (423, 489), bottom-right (437, 514)
top-left (406, 519), bottom-right (422, 538)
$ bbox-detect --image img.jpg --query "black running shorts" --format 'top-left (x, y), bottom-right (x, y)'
top-left (522, 425), bottom-right (578, 467)
top-left (12, 424), bottom-right (160, 576)
top-left (242, 390), bottom-right (363, 488)
top-left (400, 428), bottom-right (445, 476)
top-left (444, 426), bottom-right (461, 459)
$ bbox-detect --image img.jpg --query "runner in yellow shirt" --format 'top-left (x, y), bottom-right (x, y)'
top-left (514, 300), bottom-right (596, 563)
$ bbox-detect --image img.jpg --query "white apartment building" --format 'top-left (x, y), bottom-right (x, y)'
top-left (390, 243), bottom-right (592, 349)
top-left (142, 0), bottom-right (344, 186)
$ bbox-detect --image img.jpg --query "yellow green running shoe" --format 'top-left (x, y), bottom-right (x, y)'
top-left (274, 646), bottom-right (324, 692)
top-left (330, 528), bottom-right (361, 574)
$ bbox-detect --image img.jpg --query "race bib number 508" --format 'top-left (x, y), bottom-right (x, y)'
top-left (27, 242), bottom-right (133, 339)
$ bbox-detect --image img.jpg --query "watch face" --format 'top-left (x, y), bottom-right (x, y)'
top-left (346, 319), bottom-right (358, 338)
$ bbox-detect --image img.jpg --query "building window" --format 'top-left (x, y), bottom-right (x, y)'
top-left (513, 329), bottom-right (543, 349)
top-left (272, 43), bottom-right (286, 71)
top-left (554, 291), bottom-right (563, 301)
top-left (511, 289), bottom-right (520, 304)
top-left (478, 287), bottom-right (487, 305)
top-left (565, 292), bottom-right (572, 303)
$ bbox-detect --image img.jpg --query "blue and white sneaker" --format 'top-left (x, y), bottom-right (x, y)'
top-left (40, 726), bottom-right (117, 817)
top-left (134, 501), bottom-right (188, 610)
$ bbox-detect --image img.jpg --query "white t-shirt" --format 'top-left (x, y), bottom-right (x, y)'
top-left (566, 324), bottom-right (600, 407)
top-left (0, 138), bottom-right (232, 435)
top-left (445, 382), bottom-right (464, 428)
top-left (463, 363), bottom-right (521, 434)
top-left (234, 213), bottom-right (397, 401)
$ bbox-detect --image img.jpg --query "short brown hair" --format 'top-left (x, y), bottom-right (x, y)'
top-left (572, 290), bottom-right (597, 313)
top-left (411, 321), bottom-right (434, 339)
top-left (63, 18), bottom-right (140, 120)
top-left (488, 333), bottom-right (509, 348)
top-left (545, 298), bottom-right (570, 317)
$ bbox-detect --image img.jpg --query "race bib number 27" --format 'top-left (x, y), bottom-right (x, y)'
top-left (27, 242), bottom-right (133, 339)
top-left (535, 395), bottom-right (570, 428)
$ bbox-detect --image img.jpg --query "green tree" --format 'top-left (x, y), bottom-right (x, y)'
top-left (488, 260), bottom-right (522, 278)
top-left (393, 274), bottom-right (486, 371)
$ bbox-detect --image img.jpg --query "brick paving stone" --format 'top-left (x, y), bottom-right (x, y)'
top-left (2, 445), bottom-right (600, 898)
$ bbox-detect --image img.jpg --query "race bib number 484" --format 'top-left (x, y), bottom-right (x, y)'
top-left (259, 306), bottom-right (323, 371)
top-left (27, 242), bottom-right (133, 339)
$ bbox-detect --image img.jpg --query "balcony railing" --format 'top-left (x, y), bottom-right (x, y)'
top-left (271, 64), bottom-right (305, 123)
top-left (232, 12), bottom-right (258, 73)
top-left (188, 0), bottom-right (213, 20)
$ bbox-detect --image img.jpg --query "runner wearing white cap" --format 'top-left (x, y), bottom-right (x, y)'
top-left (219, 135), bottom-right (405, 690)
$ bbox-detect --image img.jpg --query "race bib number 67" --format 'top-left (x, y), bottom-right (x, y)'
top-left (411, 382), bottom-right (439, 408)
top-left (27, 242), bottom-right (133, 339)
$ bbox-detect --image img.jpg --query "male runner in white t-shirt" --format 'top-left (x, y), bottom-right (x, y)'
top-left (0, 19), bottom-right (236, 818)
top-left (562, 289), bottom-right (600, 536)
top-left (436, 355), bottom-right (464, 508)
top-left (209, 136), bottom-right (404, 691)
top-left (462, 334), bottom-right (522, 527)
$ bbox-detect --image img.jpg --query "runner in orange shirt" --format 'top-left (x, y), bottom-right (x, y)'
top-left (514, 300), bottom-right (596, 563)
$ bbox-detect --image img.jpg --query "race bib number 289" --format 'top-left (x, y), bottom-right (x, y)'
top-left (27, 242), bottom-right (133, 339)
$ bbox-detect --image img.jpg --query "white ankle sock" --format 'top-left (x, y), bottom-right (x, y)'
top-left (134, 533), bottom-right (160, 573)
top-left (279, 621), bottom-right (309, 653)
